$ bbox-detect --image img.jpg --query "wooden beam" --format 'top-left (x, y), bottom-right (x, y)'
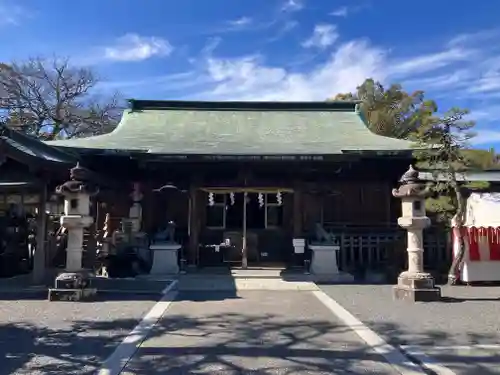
top-left (200, 187), bottom-right (294, 193)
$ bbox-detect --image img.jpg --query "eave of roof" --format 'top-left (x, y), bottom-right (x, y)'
top-left (0, 125), bottom-right (78, 164)
top-left (420, 170), bottom-right (500, 182)
top-left (127, 99), bottom-right (363, 112)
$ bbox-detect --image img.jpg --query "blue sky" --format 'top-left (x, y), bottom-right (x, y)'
top-left (1, 0), bottom-right (500, 149)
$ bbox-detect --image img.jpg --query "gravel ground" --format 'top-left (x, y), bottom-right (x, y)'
top-left (123, 290), bottom-right (401, 375)
top-left (0, 293), bottom-right (159, 375)
top-left (320, 284), bottom-right (500, 374)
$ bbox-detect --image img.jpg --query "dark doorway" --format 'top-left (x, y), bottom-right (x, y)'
top-left (226, 193), bottom-right (243, 229)
top-left (247, 193), bottom-right (265, 229)
top-left (226, 193), bottom-right (266, 229)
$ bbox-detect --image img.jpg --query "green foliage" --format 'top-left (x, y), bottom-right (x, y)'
top-left (413, 107), bottom-right (490, 225)
top-left (332, 78), bottom-right (437, 138)
top-left (414, 107), bottom-right (474, 174)
top-left (333, 80), bottom-right (495, 281)
top-left (425, 194), bottom-right (456, 223)
top-left (462, 148), bottom-right (500, 170)
top-left (332, 81), bottom-right (497, 224)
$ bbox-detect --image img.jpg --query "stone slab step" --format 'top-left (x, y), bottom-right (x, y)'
top-left (176, 277), bottom-right (319, 291)
top-left (89, 277), bottom-right (172, 293)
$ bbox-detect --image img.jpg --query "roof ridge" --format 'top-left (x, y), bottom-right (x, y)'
top-left (127, 99), bottom-right (362, 112)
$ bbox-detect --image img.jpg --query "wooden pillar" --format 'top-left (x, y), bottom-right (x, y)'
top-left (33, 183), bottom-right (48, 284)
top-left (188, 185), bottom-right (200, 265)
top-left (242, 192), bottom-right (248, 268)
top-left (293, 182), bottom-right (303, 237)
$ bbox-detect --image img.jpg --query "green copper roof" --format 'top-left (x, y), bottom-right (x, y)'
top-left (45, 100), bottom-right (414, 155)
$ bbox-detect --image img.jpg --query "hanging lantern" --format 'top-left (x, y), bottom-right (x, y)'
top-left (258, 193), bottom-right (264, 208)
top-left (229, 192), bottom-right (235, 205)
top-left (276, 191), bottom-right (282, 206)
top-left (208, 192), bottom-right (215, 206)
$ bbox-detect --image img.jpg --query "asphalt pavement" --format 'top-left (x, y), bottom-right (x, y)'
top-left (320, 284), bottom-right (500, 375)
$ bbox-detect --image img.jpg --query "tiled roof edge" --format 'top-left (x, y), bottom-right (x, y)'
top-left (127, 99), bottom-right (362, 112)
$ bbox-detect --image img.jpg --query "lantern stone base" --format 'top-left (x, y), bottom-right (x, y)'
top-left (48, 271), bottom-right (97, 302)
top-left (309, 244), bottom-right (354, 283)
top-left (48, 288), bottom-right (98, 301)
top-left (150, 242), bottom-right (181, 275)
top-left (393, 272), bottom-right (441, 302)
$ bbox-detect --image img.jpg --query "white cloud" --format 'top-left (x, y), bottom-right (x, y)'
top-left (195, 40), bottom-right (386, 101)
top-left (228, 17), bottom-right (252, 27)
top-left (267, 20), bottom-right (298, 42)
top-left (0, 3), bottom-right (32, 25)
top-left (330, 6), bottom-right (349, 17)
top-left (447, 29), bottom-right (500, 48)
top-left (302, 24), bottom-right (339, 49)
top-left (470, 105), bottom-right (500, 123)
top-left (390, 48), bottom-right (473, 77)
top-left (110, 28), bottom-right (500, 142)
top-left (281, 0), bottom-right (303, 12)
top-left (471, 130), bottom-right (500, 145)
top-left (97, 27), bottom-right (496, 147)
top-left (103, 34), bottom-right (173, 62)
top-left (201, 37), bottom-right (222, 56)
top-left (330, 4), bottom-right (367, 18)
top-left (177, 32), bottom-right (496, 106)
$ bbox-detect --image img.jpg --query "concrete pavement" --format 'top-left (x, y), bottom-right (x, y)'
top-left (117, 290), bottom-right (403, 375)
top-left (0, 292), bottom-right (161, 375)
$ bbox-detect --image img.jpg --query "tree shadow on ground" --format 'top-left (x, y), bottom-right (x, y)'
top-left (0, 291), bottom-right (165, 301)
top-left (363, 320), bottom-right (500, 375)
top-left (0, 313), bottom-right (398, 375)
top-left (2, 306), bottom-right (498, 375)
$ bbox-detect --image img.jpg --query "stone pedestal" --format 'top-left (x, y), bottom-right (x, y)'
top-left (48, 271), bottom-right (97, 301)
top-left (149, 242), bottom-right (181, 275)
top-left (393, 271), bottom-right (441, 302)
top-left (309, 244), bottom-right (353, 282)
top-left (392, 165), bottom-right (441, 302)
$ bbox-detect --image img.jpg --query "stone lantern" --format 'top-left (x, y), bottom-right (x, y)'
top-left (392, 165), bottom-right (441, 302)
top-left (48, 163), bottom-right (99, 301)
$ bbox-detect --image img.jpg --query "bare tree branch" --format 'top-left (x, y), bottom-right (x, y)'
top-left (0, 56), bottom-right (124, 139)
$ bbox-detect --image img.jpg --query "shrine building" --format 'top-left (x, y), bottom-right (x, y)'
top-left (0, 100), bottom-right (448, 275)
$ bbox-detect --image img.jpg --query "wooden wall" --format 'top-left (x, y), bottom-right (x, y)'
top-left (320, 181), bottom-right (396, 226)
